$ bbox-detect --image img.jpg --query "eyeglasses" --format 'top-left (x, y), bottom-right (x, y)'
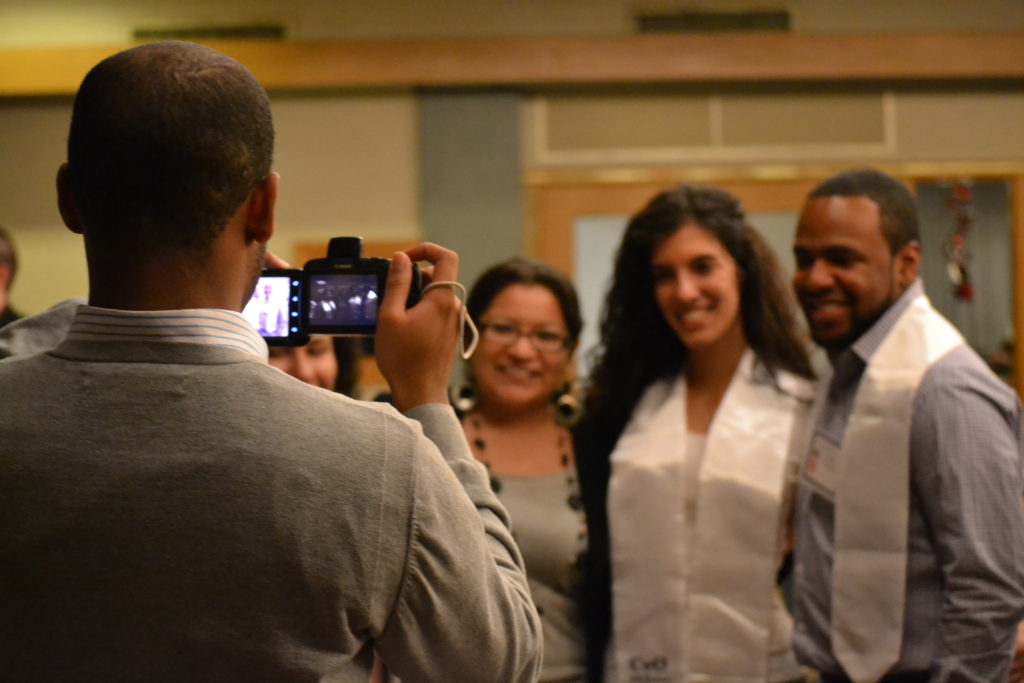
top-left (479, 322), bottom-right (570, 353)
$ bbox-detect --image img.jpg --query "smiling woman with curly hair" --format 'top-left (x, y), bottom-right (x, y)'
top-left (576, 184), bottom-right (814, 683)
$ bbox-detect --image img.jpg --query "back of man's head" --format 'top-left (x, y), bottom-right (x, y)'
top-left (0, 225), bottom-right (15, 292)
top-left (808, 168), bottom-right (919, 253)
top-left (66, 41), bottom-right (274, 257)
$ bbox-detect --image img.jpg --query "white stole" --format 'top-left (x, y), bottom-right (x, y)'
top-left (608, 350), bottom-right (812, 682)
top-left (828, 294), bottom-right (964, 682)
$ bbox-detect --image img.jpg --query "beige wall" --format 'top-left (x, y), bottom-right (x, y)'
top-left (5, 86), bottom-right (1023, 312)
top-left (2, 0), bottom-right (1023, 312)
top-left (896, 90), bottom-right (1024, 161)
top-left (0, 94), bottom-right (420, 313)
top-left (0, 99), bottom-right (82, 313)
top-left (270, 94), bottom-right (420, 255)
top-left (527, 88), bottom-right (1024, 170)
top-left (1, 0), bottom-right (1023, 46)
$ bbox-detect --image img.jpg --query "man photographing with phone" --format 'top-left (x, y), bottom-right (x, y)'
top-left (0, 40), bottom-right (541, 682)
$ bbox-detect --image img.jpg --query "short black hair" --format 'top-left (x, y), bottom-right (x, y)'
top-left (809, 168), bottom-right (919, 253)
top-left (67, 41), bottom-right (274, 256)
top-left (466, 258), bottom-right (583, 348)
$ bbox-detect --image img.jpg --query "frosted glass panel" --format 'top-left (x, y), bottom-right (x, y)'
top-left (574, 215), bottom-right (628, 376)
top-left (747, 211), bottom-right (798, 278)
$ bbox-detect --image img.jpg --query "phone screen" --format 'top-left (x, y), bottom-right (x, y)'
top-left (243, 270), bottom-right (305, 345)
top-left (307, 273), bottom-right (380, 328)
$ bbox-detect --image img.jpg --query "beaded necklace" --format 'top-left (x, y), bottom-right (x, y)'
top-left (465, 414), bottom-right (587, 575)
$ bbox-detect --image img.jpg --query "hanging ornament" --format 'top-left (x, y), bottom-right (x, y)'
top-left (940, 179), bottom-right (975, 302)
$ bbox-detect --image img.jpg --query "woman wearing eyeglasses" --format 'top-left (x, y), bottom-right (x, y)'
top-left (576, 185), bottom-right (815, 682)
top-left (455, 258), bottom-right (586, 683)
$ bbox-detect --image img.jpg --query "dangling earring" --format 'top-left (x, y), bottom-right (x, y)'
top-left (551, 381), bottom-right (581, 427)
top-left (450, 383), bottom-right (477, 414)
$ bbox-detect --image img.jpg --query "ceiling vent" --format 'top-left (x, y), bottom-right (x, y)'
top-left (133, 24), bottom-right (285, 41)
top-left (635, 10), bottom-right (790, 33)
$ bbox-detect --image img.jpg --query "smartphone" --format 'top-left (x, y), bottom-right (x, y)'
top-left (242, 269), bottom-right (308, 346)
top-left (244, 238), bottom-right (421, 346)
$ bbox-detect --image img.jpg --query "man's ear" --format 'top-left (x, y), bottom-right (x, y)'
top-left (894, 239), bottom-right (921, 289)
top-left (56, 163), bottom-right (85, 235)
top-left (245, 172), bottom-right (278, 245)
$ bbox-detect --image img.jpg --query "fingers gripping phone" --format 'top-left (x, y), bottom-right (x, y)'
top-left (243, 237), bottom-right (421, 346)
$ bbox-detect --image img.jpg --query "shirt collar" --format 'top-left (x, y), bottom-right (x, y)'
top-left (828, 279), bottom-right (924, 368)
top-left (67, 305), bottom-right (268, 361)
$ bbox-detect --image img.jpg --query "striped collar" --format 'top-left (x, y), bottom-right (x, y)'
top-left (67, 305), bottom-right (268, 361)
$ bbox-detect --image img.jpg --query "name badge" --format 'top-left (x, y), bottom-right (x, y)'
top-left (801, 433), bottom-right (840, 501)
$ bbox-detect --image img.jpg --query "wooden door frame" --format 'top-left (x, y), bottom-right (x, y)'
top-left (525, 161), bottom-right (1024, 397)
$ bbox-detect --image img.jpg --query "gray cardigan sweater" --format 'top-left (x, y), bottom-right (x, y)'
top-left (0, 319), bottom-right (541, 682)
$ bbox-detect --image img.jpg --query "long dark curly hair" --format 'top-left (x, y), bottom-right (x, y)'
top-left (583, 184), bottom-right (813, 427)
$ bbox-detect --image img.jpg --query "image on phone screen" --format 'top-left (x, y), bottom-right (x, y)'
top-left (243, 273), bottom-right (301, 340)
top-left (308, 274), bottom-right (380, 328)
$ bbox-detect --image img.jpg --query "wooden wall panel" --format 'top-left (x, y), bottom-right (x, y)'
top-left (2, 32), bottom-right (1024, 96)
top-left (1012, 175), bottom-right (1024, 398)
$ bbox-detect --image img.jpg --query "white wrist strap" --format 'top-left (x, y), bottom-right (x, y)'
top-left (421, 280), bottom-right (479, 359)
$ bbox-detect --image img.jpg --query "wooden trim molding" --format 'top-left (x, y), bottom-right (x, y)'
top-left (2, 31), bottom-right (1024, 96)
top-left (524, 161), bottom-right (1024, 188)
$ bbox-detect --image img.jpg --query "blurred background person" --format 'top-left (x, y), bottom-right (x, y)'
top-left (454, 258), bottom-right (587, 683)
top-left (0, 225), bottom-right (21, 328)
top-left (267, 335), bottom-right (360, 397)
top-left (576, 185), bottom-right (815, 682)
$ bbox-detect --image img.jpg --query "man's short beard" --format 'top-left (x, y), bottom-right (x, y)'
top-left (818, 293), bottom-right (898, 353)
